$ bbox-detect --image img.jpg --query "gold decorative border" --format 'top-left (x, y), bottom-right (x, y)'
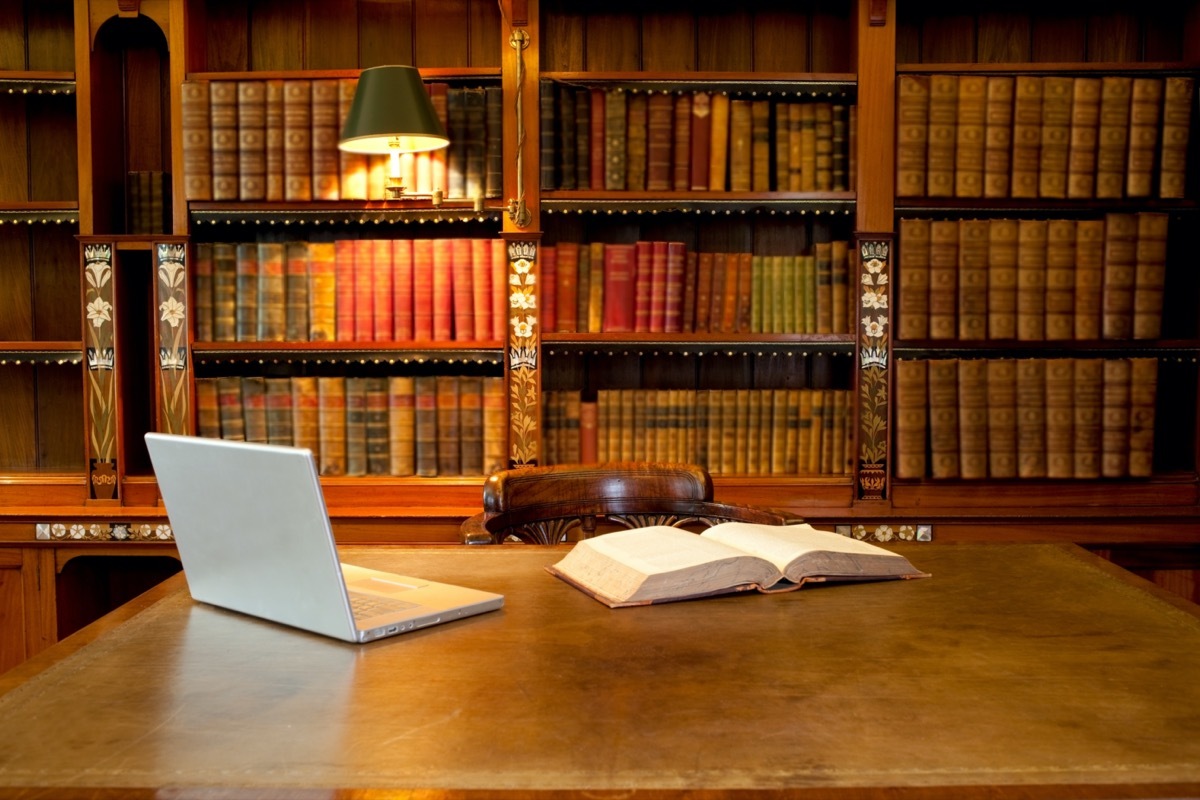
top-left (856, 236), bottom-right (891, 501)
top-left (155, 243), bottom-right (189, 434)
top-left (36, 522), bottom-right (173, 541)
top-left (505, 237), bottom-right (541, 466)
top-left (835, 523), bottom-right (932, 543)
top-left (83, 242), bottom-right (118, 500)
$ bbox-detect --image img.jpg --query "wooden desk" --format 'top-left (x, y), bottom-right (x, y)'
top-left (1, 544), bottom-right (1198, 799)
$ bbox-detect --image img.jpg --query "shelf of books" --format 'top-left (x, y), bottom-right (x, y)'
top-left (888, 1), bottom-right (1200, 520)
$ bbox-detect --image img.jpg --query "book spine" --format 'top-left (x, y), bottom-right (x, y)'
top-left (1132, 211), bottom-right (1169, 340)
top-left (1015, 358), bottom-right (1046, 478)
top-left (986, 219), bottom-right (1019, 340)
top-left (485, 85), bottom-right (504, 198)
top-left (216, 376), bottom-right (245, 440)
top-left (310, 79), bottom-right (340, 200)
top-left (554, 242), bottom-right (578, 333)
top-left (1096, 76), bottom-right (1132, 199)
top-left (264, 377), bottom-right (294, 447)
top-left (364, 377), bottom-right (390, 476)
top-left (209, 80), bottom-right (239, 201)
top-left (1158, 77), bottom-right (1194, 199)
top-left (483, 376), bottom-right (507, 474)
top-left (387, 376), bottom-right (416, 477)
top-left (539, 80), bottom-right (557, 190)
top-left (435, 375), bottom-right (461, 476)
top-left (645, 91), bottom-right (673, 191)
top-left (256, 241), bottom-right (286, 342)
top-left (605, 89), bottom-right (628, 191)
top-left (283, 79), bottom-right (313, 201)
top-left (1101, 358), bottom-right (1132, 479)
top-left (352, 239), bottom-right (374, 341)
top-left (492, 239), bottom-right (508, 342)
top-left (234, 243), bottom-right (259, 342)
top-left (895, 75), bottom-right (930, 197)
top-left (471, 238), bottom-right (494, 341)
top-left (601, 243), bottom-right (635, 333)
top-left (708, 92), bottom-right (730, 191)
top-left (587, 242), bottom-right (605, 334)
top-left (1066, 77), bottom-right (1101, 199)
top-left (894, 358), bottom-right (928, 479)
top-left (953, 75), bottom-right (986, 198)
top-left (672, 92), bottom-right (692, 191)
top-left (212, 244), bottom-right (237, 342)
top-left (371, 239), bottom-right (394, 341)
top-left (799, 103), bottom-right (816, 190)
top-left (1127, 357), bottom-right (1158, 477)
top-left (925, 74), bottom-right (957, 198)
top-left (1044, 219), bottom-right (1077, 341)
top-left (751, 99), bottom-right (772, 192)
top-left (1072, 358), bottom-right (1103, 479)
top-left (446, 87), bottom-right (467, 198)
top-left (897, 217), bottom-right (930, 340)
top-left (573, 87), bottom-right (591, 190)
top-left (391, 239), bottom-right (414, 341)
top-left (927, 358), bottom-right (960, 479)
top-left (317, 377), bottom-right (346, 476)
top-left (690, 91), bottom-right (711, 191)
top-left (985, 359), bottom-right (1018, 478)
top-left (307, 242), bottom-right (336, 341)
top-left (240, 377), bottom-right (267, 444)
top-left (927, 220), bottom-right (959, 340)
top-left (957, 358), bottom-right (988, 479)
top-left (193, 243), bottom-right (214, 342)
top-left (1044, 357), bottom-right (1075, 479)
top-left (463, 87), bottom-right (486, 200)
top-left (1073, 220), bottom-right (1105, 340)
top-left (414, 375), bottom-right (438, 476)
top-left (458, 376), bottom-right (484, 475)
top-left (589, 87), bottom-right (606, 190)
top-left (1016, 219), bottom-right (1047, 341)
top-left (1125, 77), bottom-right (1164, 199)
top-left (1010, 76), bottom-right (1043, 199)
top-left (1037, 76), bottom-right (1073, 199)
top-left (452, 237), bottom-right (475, 341)
top-left (1101, 212), bottom-right (1137, 340)
top-left (236, 80), bottom-right (266, 201)
top-left (336, 78), bottom-right (366, 201)
top-left (982, 76), bottom-right (1013, 198)
top-left (957, 219), bottom-right (989, 340)
top-left (665, 242), bottom-right (688, 334)
top-left (182, 80), bottom-right (212, 201)
top-left (430, 239), bottom-right (453, 341)
top-left (291, 376), bottom-right (320, 460)
top-left (343, 377), bottom-right (367, 476)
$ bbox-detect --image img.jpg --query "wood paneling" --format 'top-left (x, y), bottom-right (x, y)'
top-left (697, 12), bottom-right (754, 72)
top-left (0, 367), bottom-right (37, 470)
top-left (359, 0), bottom-right (414, 69)
top-left (31, 227), bottom-right (79, 341)
top-left (25, 0), bottom-right (73, 72)
top-left (642, 12), bottom-right (696, 72)
top-left (306, 0), bottom-right (359, 69)
top-left (36, 366), bottom-right (84, 471)
top-left (0, 229), bottom-right (33, 340)
top-left (0, 96), bottom-right (29, 202)
top-left (250, 0), bottom-right (304, 70)
top-left (414, 0), bottom-right (470, 68)
top-left (26, 94), bottom-right (77, 202)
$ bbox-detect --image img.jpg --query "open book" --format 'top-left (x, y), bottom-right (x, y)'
top-left (547, 522), bottom-right (929, 608)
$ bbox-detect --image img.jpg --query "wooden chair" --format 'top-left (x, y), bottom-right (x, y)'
top-left (460, 462), bottom-right (798, 545)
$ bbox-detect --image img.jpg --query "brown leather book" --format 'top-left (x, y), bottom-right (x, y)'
top-left (482, 376), bottom-right (507, 474)
top-left (216, 376), bottom-right (246, 441)
top-left (788, 102), bottom-right (804, 190)
top-left (1101, 212), bottom-right (1137, 340)
top-left (708, 92), bottom-right (730, 191)
top-left (255, 241), bottom-right (286, 342)
top-left (1101, 358), bottom-right (1131, 479)
top-left (1066, 77), bottom-right (1101, 199)
top-left (956, 358), bottom-right (988, 480)
top-left (587, 241), bottom-right (605, 334)
top-left (413, 375), bottom-right (438, 477)
top-left (193, 242), bottom-right (214, 342)
top-left (694, 251), bottom-right (713, 333)
top-left (387, 376), bottom-right (416, 477)
top-left (815, 240), bottom-right (834, 335)
top-left (985, 359), bottom-right (1018, 479)
top-left (484, 85), bottom-right (503, 198)
top-left (831, 102), bottom-right (849, 191)
top-left (1096, 76), bottom-right (1132, 199)
top-left (181, 80), bottom-right (212, 201)
top-left (897, 217), bottom-right (930, 340)
top-left (1159, 76), bottom-right (1195, 199)
top-left (751, 99), bottom-right (772, 192)
top-left (895, 74), bottom-right (929, 197)
top-left (265, 78), bottom-right (286, 201)
top-left (1043, 357), bottom-right (1074, 479)
top-left (1016, 219), bottom-right (1047, 341)
top-left (336, 78), bottom-right (367, 201)
top-left (986, 218), bottom-right (1019, 340)
top-left (728, 99), bottom-right (753, 192)
top-left (646, 91), bottom-right (673, 191)
top-left (311, 79), bottom-right (340, 200)
top-left (953, 75), bottom-right (986, 198)
top-left (831, 239), bottom-right (850, 334)
top-left (774, 101), bottom-right (791, 191)
top-left (681, 250), bottom-right (699, 333)
top-left (925, 74), bottom-right (958, 198)
top-left (209, 80), bottom-right (239, 201)
top-left (212, 242), bottom-right (238, 342)
top-left (241, 377), bottom-right (268, 445)
top-left (234, 242), bottom-right (259, 342)
top-left (1044, 219), bottom-right (1077, 341)
top-left (291, 376), bottom-right (320, 461)
top-left (926, 359), bottom-right (960, 479)
top-left (1072, 358), bottom-right (1103, 479)
top-left (1015, 358), bottom-right (1046, 478)
top-left (1010, 75), bottom-right (1043, 199)
top-left (1073, 219), bottom-right (1105, 340)
top-left (264, 377), bottom-right (294, 447)
top-left (1125, 77), bottom-right (1164, 198)
top-left (957, 218), bottom-right (989, 340)
top-left (648, 241), bottom-right (669, 333)
top-left (343, 376), bottom-right (368, 477)
top-left (1037, 76), bottom-right (1073, 199)
top-left (893, 358), bottom-right (928, 480)
top-left (733, 251), bottom-right (753, 334)
top-left (306, 241), bottom-right (336, 342)
top-left (1132, 211), bottom-right (1169, 340)
top-left (983, 75), bottom-right (1013, 198)
top-left (604, 88), bottom-right (627, 191)
top-left (589, 87), bottom-right (606, 190)
top-left (195, 378), bottom-right (221, 439)
top-left (625, 91), bottom-right (648, 191)
top-left (236, 80), bottom-right (266, 201)
top-left (689, 91), bottom-right (711, 191)
top-left (928, 219), bottom-right (959, 340)
top-left (458, 376), bottom-right (484, 475)
top-left (283, 79), bottom-right (313, 201)
top-left (1127, 357), bottom-right (1158, 477)
top-left (799, 103), bottom-right (817, 191)
top-left (672, 92), bottom-right (691, 191)
top-left (813, 101), bottom-right (833, 191)
top-left (316, 376), bottom-right (346, 476)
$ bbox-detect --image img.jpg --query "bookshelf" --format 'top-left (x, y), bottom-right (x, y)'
top-left (0, 0), bottom-right (1198, 674)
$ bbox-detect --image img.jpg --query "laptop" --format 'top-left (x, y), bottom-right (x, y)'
top-left (145, 433), bottom-right (504, 643)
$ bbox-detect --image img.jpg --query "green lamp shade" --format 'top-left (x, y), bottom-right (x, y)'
top-left (338, 65), bottom-right (449, 155)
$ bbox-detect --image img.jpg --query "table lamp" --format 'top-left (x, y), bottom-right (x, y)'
top-left (338, 65), bottom-right (449, 199)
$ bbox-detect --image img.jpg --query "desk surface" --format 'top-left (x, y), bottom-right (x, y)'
top-left (1, 543), bottom-right (1199, 799)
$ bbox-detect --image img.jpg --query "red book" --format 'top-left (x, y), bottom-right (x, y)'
top-left (392, 239), bottom-right (414, 341)
top-left (540, 244), bottom-right (558, 334)
top-left (589, 87), bottom-right (606, 191)
top-left (554, 242), bottom-right (579, 332)
top-left (471, 238), bottom-right (493, 341)
top-left (334, 239), bottom-right (356, 341)
top-left (432, 238), bottom-right (454, 341)
top-left (695, 252), bottom-right (714, 333)
top-left (690, 92), bottom-right (712, 191)
top-left (648, 241), bottom-right (669, 333)
top-left (633, 241), bottom-right (654, 332)
top-left (580, 401), bottom-right (599, 464)
top-left (664, 242), bottom-right (687, 333)
top-left (673, 93), bottom-right (692, 191)
top-left (352, 239), bottom-right (374, 341)
top-left (491, 239), bottom-right (508, 342)
top-left (681, 250), bottom-right (699, 333)
top-left (371, 239), bottom-right (393, 341)
top-left (602, 243), bottom-right (636, 333)
top-left (451, 237), bottom-right (474, 341)
top-left (412, 239), bottom-right (434, 340)
top-left (646, 92), bottom-right (674, 191)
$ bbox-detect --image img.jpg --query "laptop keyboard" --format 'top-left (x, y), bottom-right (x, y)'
top-left (349, 592), bottom-right (420, 619)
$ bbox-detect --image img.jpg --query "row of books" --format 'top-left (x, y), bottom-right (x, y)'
top-left (542, 237), bottom-right (855, 336)
top-left (540, 81), bottom-right (857, 193)
top-left (193, 238), bottom-right (508, 344)
top-left (544, 388), bottom-right (854, 477)
top-left (182, 78), bottom-right (502, 203)
top-left (894, 357), bottom-right (1158, 481)
top-left (896, 73), bottom-right (1194, 200)
top-left (897, 212), bottom-right (1169, 342)
top-left (196, 374), bottom-right (507, 478)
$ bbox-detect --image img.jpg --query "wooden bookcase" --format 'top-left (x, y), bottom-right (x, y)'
top-left (0, 0), bottom-right (1197, 673)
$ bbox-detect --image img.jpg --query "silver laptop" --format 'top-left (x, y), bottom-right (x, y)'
top-left (145, 433), bottom-right (503, 643)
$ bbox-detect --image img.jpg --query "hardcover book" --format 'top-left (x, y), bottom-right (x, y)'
top-left (548, 523), bottom-right (927, 608)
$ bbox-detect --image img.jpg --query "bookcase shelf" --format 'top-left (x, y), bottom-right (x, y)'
top-left (191, 342), bottom-right (504, 366)
top-left (542, 194), bottom-right (855, 215)
top-left (542, 71), bottom-right (857, 95)
top-left (189, 202), bottom-right (505, 226)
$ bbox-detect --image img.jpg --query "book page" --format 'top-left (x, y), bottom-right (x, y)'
top-left (585, 526), bottom-right (757, 576)
top-left (702, 522), bottom-right (904, 572)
